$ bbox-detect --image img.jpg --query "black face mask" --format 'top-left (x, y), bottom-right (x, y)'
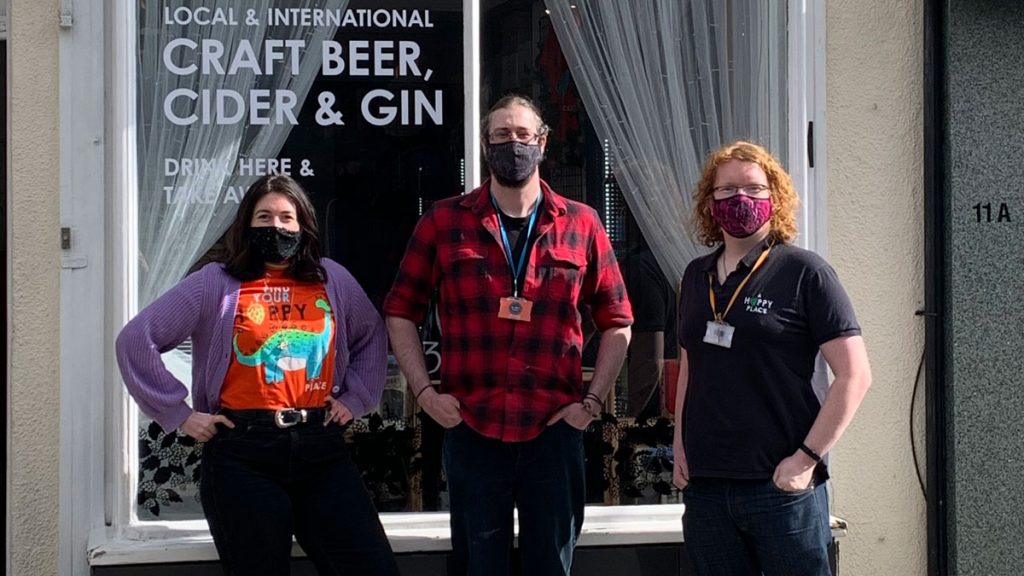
top-left (248, 226), bottom-right (302, 263)
top-left (485, 141), bottom-right (543, 188)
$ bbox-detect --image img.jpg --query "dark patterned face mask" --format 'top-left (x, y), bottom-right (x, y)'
top-left (248, 226), bottom-right (302, 263)
top-left (711, 195), bottom-right (773, 238)
top-left (485, 141), bottom-right (543, 188)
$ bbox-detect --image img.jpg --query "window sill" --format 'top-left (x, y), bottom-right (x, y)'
top-left (88, 505), bottom-right (848, 566)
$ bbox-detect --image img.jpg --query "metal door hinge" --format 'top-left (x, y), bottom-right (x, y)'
top-left (59, 0), bottom-right (73, 28)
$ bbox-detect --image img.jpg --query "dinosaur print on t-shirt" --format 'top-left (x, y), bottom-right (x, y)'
top-left (232, 298), bottom-right (332, 383)
top-left (220, 271), bottom-right (337, 410)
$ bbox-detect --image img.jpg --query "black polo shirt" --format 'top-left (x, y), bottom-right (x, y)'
top-left (621, 247), bottom-right (678, 355)
top-left (676, 238), bottom-right (861, 480)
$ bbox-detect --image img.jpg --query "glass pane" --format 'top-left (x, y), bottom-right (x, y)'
top-left (290, 0), bottom-right (463, 513)
top-left (477, 0), bottom-right (788, 506)
top-left (134, 0), bottom-right (463, 519)
top-left (130, 0), bottom-right (788, 520)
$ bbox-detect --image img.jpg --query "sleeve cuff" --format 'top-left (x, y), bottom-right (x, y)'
top-left (159, 403), bottom-right (194, 434)
top-left (337, 391), bottom-right (368, 419)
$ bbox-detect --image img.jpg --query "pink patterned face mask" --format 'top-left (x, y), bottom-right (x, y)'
top-left (711, 195), bottom-right (773, 238)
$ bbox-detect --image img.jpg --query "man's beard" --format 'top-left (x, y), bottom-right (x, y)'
top-left (489, 169), bottom-right (530, 189)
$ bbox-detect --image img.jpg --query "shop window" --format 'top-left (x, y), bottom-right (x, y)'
top-left (133, 0), bottom-right (463, 520)
top-left (130, 0), bottom-right (790, 520)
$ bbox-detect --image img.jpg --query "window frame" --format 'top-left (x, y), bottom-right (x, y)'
top-left (87, 0), bottom-right (827, 565)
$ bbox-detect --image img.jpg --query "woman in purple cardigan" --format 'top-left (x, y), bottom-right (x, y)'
top-left (117, 174), bottom-right (399, 576)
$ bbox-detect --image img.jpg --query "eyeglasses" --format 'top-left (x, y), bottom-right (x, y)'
top-left (488, 129), bottom-right (542, 144)
top-left (712, 184), bottom-right (771, 199)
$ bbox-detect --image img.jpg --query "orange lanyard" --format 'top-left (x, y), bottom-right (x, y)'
top-left (707, 244), bottom-right (773, 323)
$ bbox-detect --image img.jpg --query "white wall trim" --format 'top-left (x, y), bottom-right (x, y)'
top-left (86, 507), bottom-right (684, 566)
top-left (788, 0), bottom-right (827, 254)
top-left (5, 2), bottom-right (12, 573)
top-left (811, 0), bottom-right (828, 257)
top-left (462, 0), bottom-right (480, 192)
top-left (87, 507), bottom-right (847, 566)
top-left (106, 0), bottom-right (139, 535)
top-left (58, 0), bottom-right (107, 573)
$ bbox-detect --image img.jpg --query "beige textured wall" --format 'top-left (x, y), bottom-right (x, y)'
top-left (826, 1), bottom-right (927, 575)
top-left (7, 0), bottom-right (61, 574)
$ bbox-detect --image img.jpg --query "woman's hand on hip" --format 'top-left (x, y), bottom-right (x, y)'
top-left (324, 396), bottom-right (354, 426)
top-left (181, 411), bottom-right (234, 442)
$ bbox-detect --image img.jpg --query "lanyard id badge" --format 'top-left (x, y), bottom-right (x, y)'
top-left (492, 192), bottom-right (540, 322)
top-left (704, 243), bottom-right (774, 348)
top-left (498, 297), bottom-right (533, 321)
top-left (703, 321), bottom-right (735, 348)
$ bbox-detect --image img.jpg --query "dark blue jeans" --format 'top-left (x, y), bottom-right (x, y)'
top-left (443, 420), bottom-right (586, 576)
top-left (199, 418), bottom-right (399, 576)
top-left (682, 478), bottom-right (832, 576)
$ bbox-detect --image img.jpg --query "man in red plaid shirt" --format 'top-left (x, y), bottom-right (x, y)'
top-left (385, 95), bottom-right (632, 576)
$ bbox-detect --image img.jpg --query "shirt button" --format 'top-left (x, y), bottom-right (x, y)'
top-left (331, 386), bottom-right (340, 393)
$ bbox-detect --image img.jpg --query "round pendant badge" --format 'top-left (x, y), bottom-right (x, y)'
top-left (509, 301), bottom-right (522, 314)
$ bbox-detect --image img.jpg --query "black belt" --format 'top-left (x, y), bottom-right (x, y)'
top-left (220, 407), bottom-right (330, 428)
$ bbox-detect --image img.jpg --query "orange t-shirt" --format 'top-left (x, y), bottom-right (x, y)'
top-left (220, 269), bottom-right (337, 409)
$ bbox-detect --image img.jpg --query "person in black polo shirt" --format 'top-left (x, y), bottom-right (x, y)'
top-left (672, 141), bottom-right (871, 575)
top-left (621, 213), bottom-right (678, 421)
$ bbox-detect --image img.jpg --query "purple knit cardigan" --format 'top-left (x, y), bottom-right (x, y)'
top-left (116, 259), bottom-right (388, 432)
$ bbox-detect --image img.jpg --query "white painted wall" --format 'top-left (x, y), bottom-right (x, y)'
top-left (826, 1), bottom-right (928, 574)
top-left (7, 0), bottom-right (62, 574)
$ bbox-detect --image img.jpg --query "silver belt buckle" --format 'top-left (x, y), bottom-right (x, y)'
top-left (274, 408), bottom-right (308, 428)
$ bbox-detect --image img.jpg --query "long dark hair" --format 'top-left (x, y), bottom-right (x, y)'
top-left (223, 175), bottom-right (325, 282)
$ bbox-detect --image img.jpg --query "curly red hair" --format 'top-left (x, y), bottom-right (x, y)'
top-left (691, 141), bottom-right (799, 247)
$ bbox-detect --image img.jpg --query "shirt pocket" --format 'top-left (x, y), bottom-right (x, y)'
top-left (537, 247), bottom-right (588, 303)
top-left (439, 245), bottom-right (496, 302)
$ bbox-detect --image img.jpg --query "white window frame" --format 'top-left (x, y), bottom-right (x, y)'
top-left (790, 0), bottom-right (828, 255)
top-left (84, 0), bottom-right (828, 567)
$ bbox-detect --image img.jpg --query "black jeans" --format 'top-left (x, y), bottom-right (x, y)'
top-left (200, 416), bottom-right (399, 576)
top-left (443, 420), bottom-right (586, 576)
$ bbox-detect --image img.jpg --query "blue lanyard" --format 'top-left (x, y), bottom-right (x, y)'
top-left (491, 193), bottom-right (540, 298)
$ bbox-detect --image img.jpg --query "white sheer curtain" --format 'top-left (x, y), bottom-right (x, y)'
top-left (544, 0), bottom-right (788, 282)
top-left (137, 0), bottom-right (348, 306)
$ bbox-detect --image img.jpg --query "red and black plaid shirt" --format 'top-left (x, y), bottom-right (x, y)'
top-left (384, 179), bottom-right (633, 442)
